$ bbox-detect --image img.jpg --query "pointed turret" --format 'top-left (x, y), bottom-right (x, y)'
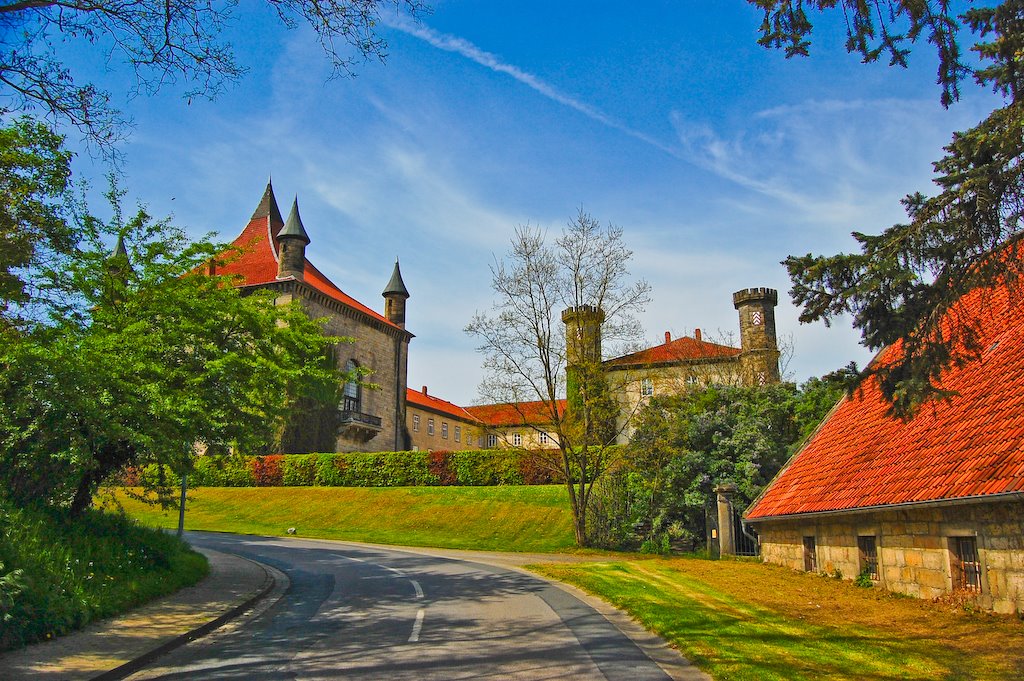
top-left (382, 259), bottom-right (410, 327)
top-left (104, 235), bottom-right (133, 303)
top-left (276, 197), bottom-right (308, 281)
top-left (251, 178), bottom-right (285, 226)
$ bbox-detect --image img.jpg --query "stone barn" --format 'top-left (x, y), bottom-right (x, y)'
top-left (744, 278), bottom-right (1024, 613)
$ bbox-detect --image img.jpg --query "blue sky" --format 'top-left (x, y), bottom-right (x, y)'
top-left (65, 1), bottom-right (1001, 405)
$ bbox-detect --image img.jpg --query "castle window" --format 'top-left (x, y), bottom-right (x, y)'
top-left (342, 360), bottom-right (361, 413)
top-left (487, 433), bottom-right (497, 448)
top-left (951, 537), bottom-right (981, 592)
top-left (427, 418), bottom-right (435, 436)
top-left (858, 536), bottom-right (878, 581)
top-left (539, 432), bottom-right (549, 445)
top-left (803, 536), bottom-right (817, 572)
top-left (442, 422), bottom-right (449, 439)
top-left (454, 425), bottom-right (461, 442)
top-left (640, 378), bottom-right (654, 397)
top-left (512, 432), bottom-right (522, 446)
top-left (412, 414), bottom-right (420, 432)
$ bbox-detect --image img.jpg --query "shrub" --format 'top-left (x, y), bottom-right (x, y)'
top-left (250, 456), bottom-right (283, 487)
top-left (281, 455), bottom-right (317, 486)
top-left (428, 450), bottom-right (457, 485)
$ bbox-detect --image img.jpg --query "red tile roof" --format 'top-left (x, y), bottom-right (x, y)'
top-left (217, 186), bottom-right (400, 330)
top-left (466, 400), bottom-right (567, 427)
top-left (407, 388), bottom-right (480, 422)
top-left (746, 280), bottom-right (1024, 520)
top-left (606, 334), bottom-right (740, 367)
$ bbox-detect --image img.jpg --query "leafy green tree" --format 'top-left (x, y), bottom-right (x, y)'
top-left (466, 211), bottom-right (650, 546)
top-left (0, 1), bottom-right (428, 148)
top-left (591, 377), bottom-right (843, 550)
top-left (0, 125), bottom-right (343, 515)
top-left (750, 1), bottom-right (1023, 416)
top-left (0, 118), bottom-right (75, 322)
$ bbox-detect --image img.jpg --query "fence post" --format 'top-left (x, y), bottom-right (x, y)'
top-left (715, 482), bottom-right (738, 557)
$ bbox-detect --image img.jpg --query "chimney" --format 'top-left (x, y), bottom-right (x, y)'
top-left (421, 386), bottom-right (428, 395)
top-left (664, 331), bottom-right (671, 344)
top-left (695, 328), bottom-right (702, 341)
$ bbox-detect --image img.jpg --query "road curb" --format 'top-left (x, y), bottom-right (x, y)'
top-left (91, 551), bottom-right (277, 681)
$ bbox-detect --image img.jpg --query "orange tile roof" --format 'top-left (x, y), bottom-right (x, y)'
top-left (406, 388), bottom-right (480, 422)
top-left (606, 334), bottom-right (740, 367)
top-left (746, 280), bottom-right (1024, 521)
top-left (216, 186), bottom-right (400, 331)
top-left (465, 400), bottom-right (567, 427)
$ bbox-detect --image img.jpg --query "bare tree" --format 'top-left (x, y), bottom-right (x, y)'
top-left (466, 210), bottom-right (650, 545)
top-left (0, 1), bottom-right (427, 148)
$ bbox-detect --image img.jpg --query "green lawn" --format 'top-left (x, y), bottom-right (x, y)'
top-left (109, 485), bottom-right (576, 553)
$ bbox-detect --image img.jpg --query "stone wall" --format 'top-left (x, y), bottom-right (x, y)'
top-left (754, 499), bottom-right (1024, 613)
top-left (277, 283), bottom-right (411, 453)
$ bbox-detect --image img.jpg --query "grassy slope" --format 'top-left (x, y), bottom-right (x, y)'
top-left (111, 485), bottom-right (576, 553)
top-left (534, 558), bottom-right (1024, 681)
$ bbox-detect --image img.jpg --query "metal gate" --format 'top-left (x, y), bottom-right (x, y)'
top-left (733, 510), bottom-right (760, 557)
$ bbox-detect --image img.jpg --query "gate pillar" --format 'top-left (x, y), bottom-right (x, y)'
top-left (715, 483), bottom-right (738, 557)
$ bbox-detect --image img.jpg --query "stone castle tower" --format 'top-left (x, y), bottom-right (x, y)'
top-left (276, 197), bottom-right (310, 281)
top-left (732, 287), bottom-right (781, 386)
top-left (561, 305), bottom-right (605, 411)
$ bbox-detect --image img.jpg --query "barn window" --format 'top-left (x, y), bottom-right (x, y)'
top-left (858, 536), bottom-right (878, 580)
top-left (951, 537), bottom-right (981, 592)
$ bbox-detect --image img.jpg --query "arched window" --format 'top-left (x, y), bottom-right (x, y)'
top-left (343, 359), bottom-right (361, 413)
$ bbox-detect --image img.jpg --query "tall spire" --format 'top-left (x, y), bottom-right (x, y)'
top-left (278, 196), bottom-right (310, 244)
top-left (382, 259), bottom-right (410, 298)
top-left (251, 178), bottom-right (284, 225)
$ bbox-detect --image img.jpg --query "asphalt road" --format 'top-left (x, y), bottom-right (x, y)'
top-left (126, 531), bottom-right (677, 680)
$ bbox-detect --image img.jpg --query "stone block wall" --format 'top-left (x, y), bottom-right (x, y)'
top-left (278, 283), bottom-right (411, 453)
top-left (754, 499), bottom-right (1024, 614)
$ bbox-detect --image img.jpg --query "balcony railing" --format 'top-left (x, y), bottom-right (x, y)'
top-left (339, 410), bottom-right (382, 428)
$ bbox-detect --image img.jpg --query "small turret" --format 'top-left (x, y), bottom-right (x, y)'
top-left (382, 259), bottom-right (410, 328)
top-left (104, 235), bottom-right (133, 303)
top-left (276, 197), bottom-right (309, 281)
top-left (732, 287), bottom-right (781, 386)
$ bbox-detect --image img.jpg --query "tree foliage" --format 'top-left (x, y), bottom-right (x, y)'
top-left (466, 210), bottom-right (650, 545)
top-left (0, 123), bottom-right (342, 515)
top-left (750, 0), bottom-right (1024, 417)
top-left (0, 0), bottom-right (428, 147)
top-left (589, 377), bottom-right (845, 551)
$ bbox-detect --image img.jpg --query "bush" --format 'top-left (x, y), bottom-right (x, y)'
top-left (0, 496), bottom-right (207, 651)
top-left (281, 454), bottom-right (317, 486)
top-left (250, 455), bottom-right (283, 486)
top-left (143, 449), bottom-right (566, 488)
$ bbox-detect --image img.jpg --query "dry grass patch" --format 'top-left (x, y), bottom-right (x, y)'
top-left (532, 557), bottom-right (1024, 681)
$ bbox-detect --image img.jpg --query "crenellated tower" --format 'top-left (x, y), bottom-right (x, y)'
top-left (561, 305), bottom-right (605, 411)
top-left (276, 197), bottom-right (309, 281)
top-left (732, 287), bottom-right (781, 386)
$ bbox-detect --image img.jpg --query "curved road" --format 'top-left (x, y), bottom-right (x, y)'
top-left (128, 531), bottom-right (681, 680)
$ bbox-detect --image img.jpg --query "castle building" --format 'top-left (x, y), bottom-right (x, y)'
top-left (462, 288), bottom-right (781, 448)
top-left (406, 386), bottom-right (482, 451)
top-left (217, 181), bottom-right (413, 453)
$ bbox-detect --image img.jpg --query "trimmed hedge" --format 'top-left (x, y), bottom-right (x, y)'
top-left (130, 449), bottom-right (577, 488)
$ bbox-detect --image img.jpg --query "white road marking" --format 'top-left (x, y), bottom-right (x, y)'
top-left (408, 608), bottom-right (425, 643)
top-left (410, 579), bottom-right (424, 599)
